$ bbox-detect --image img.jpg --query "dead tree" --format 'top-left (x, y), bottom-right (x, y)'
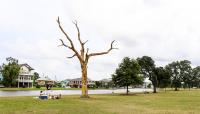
top-left (57, 17), bottom-right (117, 98)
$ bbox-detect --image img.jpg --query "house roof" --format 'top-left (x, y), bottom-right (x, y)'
top-left (70, 78), bottom-right (93, 81)
top-left (99, 78), bottom-right (111, 82)
top-left (61, 79), bottom-right (71, 82)
top-left (37, 76), bottom-right (53, 81)
top-left (20, 63), bottom-right (34, 70)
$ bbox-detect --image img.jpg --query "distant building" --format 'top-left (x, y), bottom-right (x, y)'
top-left (69, 78), bottom-right (95, 88)
top-left (99, 78), bottom-right (111, 84)
top-left (36, 76), bottom-right (55, 86)
top-left (97, 78), bottom-right (112, 88)
top-left (60, 79), bottom-right (71, 88)
top-left (17, 64), bottom-right (34, 88)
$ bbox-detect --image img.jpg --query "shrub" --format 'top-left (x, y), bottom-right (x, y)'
top-left (36, 85), bottom-right (41, 88)
top-left (88, 84), bottom-right (96, 89)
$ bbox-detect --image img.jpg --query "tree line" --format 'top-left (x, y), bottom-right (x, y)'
top-left (1, 56), bottom-right (200, 95)
top-left (112, 56), bottom-right (200, 94)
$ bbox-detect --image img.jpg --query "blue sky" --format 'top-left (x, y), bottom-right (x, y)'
top-left (1, 0), bottom-right (200, 81)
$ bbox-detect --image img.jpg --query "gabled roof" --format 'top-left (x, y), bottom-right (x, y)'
top-left (37, 76), bottom-right (53, 81)
top-left (20, 63), bottom-right (34, 70)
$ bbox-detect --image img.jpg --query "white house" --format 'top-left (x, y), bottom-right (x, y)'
top-left (17, 64), bottom-right (34, 88)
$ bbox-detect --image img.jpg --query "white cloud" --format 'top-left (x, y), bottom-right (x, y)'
top-left (1, 0), bottom-right (200, 80)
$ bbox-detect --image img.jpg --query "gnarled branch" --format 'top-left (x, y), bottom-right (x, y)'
top-left (72, 20), bottom-right (89, 60)
top-left (57, 17), bottom-right (83, 62)
top-left (83, 40), bottom-right (88, 45)
top-left (88, 40), bottom-right (118, 57)
top-left (58, 39), bottom-right (71, 49)
top-left (73, 20), bottom-right (82, 45)
top-left (67, 54), bottom-right (76, 59)
top-left (57, 17), bottom-right (74, 48)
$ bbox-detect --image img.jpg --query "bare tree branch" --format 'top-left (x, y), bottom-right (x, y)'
top-left (72, 20), bottom-right (87, 59)
top-left (58, 39), bottom-right (71, 49)
top-left (86, 48), bottom-right (89, 55)
top-left (88, 40), bottom-right (118, 57)
top-left (83, 40), bottom-right (88, 45)
top-left (67, 54), bottom-right (76, 59)
top-left (73, 20), bottom-right (83, 45)
top-left (57, 17), bottom-right (75, 48)
top-left (72, 21), bottom-right (88, 46)
top-left (57, 17), bottom-right (83, 62)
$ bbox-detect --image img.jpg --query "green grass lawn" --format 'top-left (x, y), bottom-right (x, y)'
top-left (0, 90), bottom-right (200, 114)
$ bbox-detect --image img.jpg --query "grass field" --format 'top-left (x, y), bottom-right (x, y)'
top-left (0, 90), bottom-right (200, 114)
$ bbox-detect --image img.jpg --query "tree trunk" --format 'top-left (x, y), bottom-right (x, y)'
top-left (153, 85), bottom-right (156, 93)
top-left (151, 75), bottom-right (157, 93)
top-left (126, 85), bottom-right (129, 95)
top-left (81, 64), bottom-right (89, 98)
top-left (175, 87), bottom-right (178, 91)
top-left (9, 80), bottom-right (12, 88)
top-left (189, 85), bottom-right (191, 91)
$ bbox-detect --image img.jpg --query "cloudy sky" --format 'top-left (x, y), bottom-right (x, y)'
top-left (1, 0), bottom-right (200, 81)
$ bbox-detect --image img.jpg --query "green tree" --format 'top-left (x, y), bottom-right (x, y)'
top-left (165, 61), bottom-right (181, 91)
top-left (33, 72), bottom-right (40, 85)
top-left (154, 67), bottom-right (171, 91)
top-left (191, 66), bottom-right (200, 88)
top-left (137, 56), bottom-right (157, 93)
top-left (112, 57), bottom-right (143, 95)
top-left (179, 60), bottom-right (192, 89)
top-left (1, 57), bottom-right (20, 87)
top-left (95, 81), bottom-right (101, 88)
